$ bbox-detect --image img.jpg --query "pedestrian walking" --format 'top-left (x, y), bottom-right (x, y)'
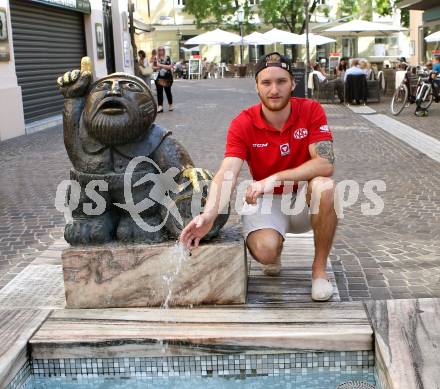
top-left (138, 50), bottom-right (153, 86)
top-left (150, 49), bottom-right (157, 67)
top-left (153, 46), bottom-right (174, 113)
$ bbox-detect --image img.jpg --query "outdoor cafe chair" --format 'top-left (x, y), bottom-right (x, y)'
top-left (246, 62), bottom-right (256, 78)
top-left (345, 74), bottom-right (368, 105)
top-left (366, 78), bottom-right (381, 103)
top-left (207, 62), bottom-right (218, 79)
top-left (218, 63), bottom-right (228, 78)
top-left (312, 74), bottom-right (337, 103)
top-left (223, 64), bottom-right (236, 78)
top-left (377, 71), bottom-right (386, 95)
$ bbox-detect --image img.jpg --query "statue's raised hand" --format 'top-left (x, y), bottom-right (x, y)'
top-left (57, 57), bottom-right (92, 98)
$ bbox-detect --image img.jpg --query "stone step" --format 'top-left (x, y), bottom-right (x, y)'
top-left (0, 309), bottom-right (50, 388)
top-left (247, 233), bottom-right (340, 304)
top-left (30, 302), bottom-right (372, 359)
top-left (0, 231), bottom-right (340, 310)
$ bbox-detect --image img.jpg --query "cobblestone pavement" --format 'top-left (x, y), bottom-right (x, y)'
top-left (0, 127), bottom-right (67, 288)
top-left (0, 78), bottom-right (439, 300)
top-left (328, 103), bottom-right (440, 301)
top-left (370, 95), bottom-right (440, 141)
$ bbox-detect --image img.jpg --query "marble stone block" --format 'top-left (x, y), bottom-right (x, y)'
top-left (62, 229), bottom-right (247, 308)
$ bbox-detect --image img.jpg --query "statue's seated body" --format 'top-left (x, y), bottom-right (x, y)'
top-left (57, 62), bottom-right (227, 245)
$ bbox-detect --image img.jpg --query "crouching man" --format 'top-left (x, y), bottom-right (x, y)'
top-left (180, 53), bottom-right (338, 301)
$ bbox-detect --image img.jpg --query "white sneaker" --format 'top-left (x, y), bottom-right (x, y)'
top-left (262, 256), bottom-right (281, 276)
top-left (311, 278), bottom-right (333, 301)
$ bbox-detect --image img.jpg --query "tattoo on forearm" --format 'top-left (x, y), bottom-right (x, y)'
top-left (315, 141), bottom-right (335, 164)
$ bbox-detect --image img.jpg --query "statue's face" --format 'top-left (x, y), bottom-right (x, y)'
top-left (83, 75), bottom-right (157, 145)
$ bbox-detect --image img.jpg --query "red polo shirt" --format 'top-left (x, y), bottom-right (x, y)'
top-left (224, 97), bottom-right (333, 194)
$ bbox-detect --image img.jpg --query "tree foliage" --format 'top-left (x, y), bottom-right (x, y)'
top-left (395, 0), bottom-right (409, 28)
top-left (258, 0), bottom-right (300, 32)
top-left (375, 0), bottom-right (392, 16)
top-left (375, 0), bottom-right (409, 27)
top-left (184, 0), bottom-right (255, 31)
top-left (337, 0), bottom-right (408, 27)
top-left (183, 0), bottom-right (408, 34)
top-left (258, 0), bottom-right (323, 34)
top-left (184, 0), bottom-right (322, 34)
top-left (337, 0), bottom-right (360, 19)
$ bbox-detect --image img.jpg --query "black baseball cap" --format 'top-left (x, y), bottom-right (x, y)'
top-left (255, 52), bottom-right (292, 78)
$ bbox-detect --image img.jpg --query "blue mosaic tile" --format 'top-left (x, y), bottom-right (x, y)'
top-left (6, 361), bottom-right (32, 389)
top-left (30, 351), bottom-right (374, 379)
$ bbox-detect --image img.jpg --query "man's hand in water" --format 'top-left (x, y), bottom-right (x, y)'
top-left (180, 213), bottom-right (215, 250)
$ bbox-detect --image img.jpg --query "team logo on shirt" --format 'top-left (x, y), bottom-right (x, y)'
top-left (293, 128), bottom-right (308, 139)
top-left (280, 143), bottom-right (290, 156)
top-left (320, 125), bottom-right (330, 133)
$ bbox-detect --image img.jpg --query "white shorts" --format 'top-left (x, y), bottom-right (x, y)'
top-left (241, 188), bottom-right (312, 240)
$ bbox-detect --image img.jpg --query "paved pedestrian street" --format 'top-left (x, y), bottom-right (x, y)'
top-left (1, 78), bottom-right (439, 300)
top-left (374, 97), bottom-right (440, 142)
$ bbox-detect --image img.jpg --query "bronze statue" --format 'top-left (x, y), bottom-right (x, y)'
top-left (57, 58), bottom-right (228, 245)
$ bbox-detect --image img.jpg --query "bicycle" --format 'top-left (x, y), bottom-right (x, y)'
top-left (414, 71), bottom-right (440, 115)
top-left (390, 66), bottom-right (419, 115)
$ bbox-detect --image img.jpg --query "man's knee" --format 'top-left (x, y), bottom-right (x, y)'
top-left (246, 230), bottom-right (283, 264)
top-left (308, 177), bottom-right (336, 213)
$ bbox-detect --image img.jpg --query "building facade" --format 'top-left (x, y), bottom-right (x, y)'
top-left (313, 0), bottom-right (408, 61)
top-left (133, 0), bottom-right (250, 64)
top-left (133, 0), bottom-right (339, 64)
top-left (134, 0), bottom-right (408, 66)
top-left (399, 0), bottom-right (440, 65)
top-left (0, 0), bottom-right (132, 142)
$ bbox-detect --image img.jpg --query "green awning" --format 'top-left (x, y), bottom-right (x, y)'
top-left (398, 0), bottom-right (440, 10)
top-left (31, 0), bottom-right (91, 14)
top-left (423, 6), bottom-right (440, 24)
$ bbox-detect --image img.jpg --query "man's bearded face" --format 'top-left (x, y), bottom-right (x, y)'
top-left (256, 67), bottom-right (293, 112)
top-left (83, 76), bottom-right (156, 145)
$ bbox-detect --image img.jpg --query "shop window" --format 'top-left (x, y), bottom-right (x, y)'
top-left (249, 45), bottom-right (264, 62)
top-left (342, 38), bottom-right (356, 58)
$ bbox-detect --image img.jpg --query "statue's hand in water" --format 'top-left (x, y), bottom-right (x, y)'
top-left (56, 57), bottom-right (92, 98)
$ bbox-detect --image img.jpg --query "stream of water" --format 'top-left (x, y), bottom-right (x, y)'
top-left (161, 242), bottom-right (191, 309)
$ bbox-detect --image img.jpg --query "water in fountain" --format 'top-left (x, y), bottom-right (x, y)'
top-left (162, 242), bottom-right (191, 309)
